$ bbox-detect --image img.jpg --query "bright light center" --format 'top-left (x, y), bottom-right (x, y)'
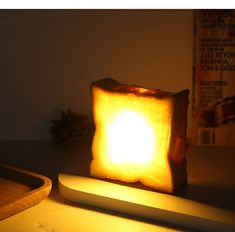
top-left (107, 111), bottom-right (155, 165)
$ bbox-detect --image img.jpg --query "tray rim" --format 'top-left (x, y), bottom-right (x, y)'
top-left (0, 163), bottom-right (52, 220)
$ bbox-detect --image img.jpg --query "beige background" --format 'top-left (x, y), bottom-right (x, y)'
top-left (0, 10), bottom-right (193, 140)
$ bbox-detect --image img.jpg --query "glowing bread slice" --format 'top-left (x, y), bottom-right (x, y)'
top-left (90, 78), bottom-right (189, 193)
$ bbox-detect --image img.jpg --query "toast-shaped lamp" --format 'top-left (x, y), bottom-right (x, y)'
top-left (59, 78), bottom-right (235, 231)
top-left (90, 78), bottom-right (189, 193)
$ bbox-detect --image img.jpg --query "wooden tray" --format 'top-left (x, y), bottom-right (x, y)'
top-left (0, 163), bottom-right (52, 220)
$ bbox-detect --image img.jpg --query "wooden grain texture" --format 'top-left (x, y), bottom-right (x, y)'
top-left (0, 163), bottom-right (52, 220)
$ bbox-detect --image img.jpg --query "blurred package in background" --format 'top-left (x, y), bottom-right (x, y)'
top-left (192, 10), bottom-right (235, 146)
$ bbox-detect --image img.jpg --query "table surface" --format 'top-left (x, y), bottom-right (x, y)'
top-left (0, 140), bottom-right (235, 231)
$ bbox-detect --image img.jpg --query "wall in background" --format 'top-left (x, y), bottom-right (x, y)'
top-left (0, 10), bottom-right (193, 140)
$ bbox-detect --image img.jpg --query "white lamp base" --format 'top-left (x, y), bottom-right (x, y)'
top-left (58, 173), bottom-right (235, 232)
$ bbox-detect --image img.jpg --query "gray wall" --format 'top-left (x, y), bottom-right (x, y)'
top-left (0, 10), bottom-right (193, 140)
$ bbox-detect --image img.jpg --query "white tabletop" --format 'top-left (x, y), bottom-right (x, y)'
top-left (0, 141), bottom-right (235, 231)
top-left (0, 189), bottom-right (181, 232)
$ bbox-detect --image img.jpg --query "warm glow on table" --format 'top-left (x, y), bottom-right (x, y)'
top-left (58, 174), bottom-right (235, 232)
